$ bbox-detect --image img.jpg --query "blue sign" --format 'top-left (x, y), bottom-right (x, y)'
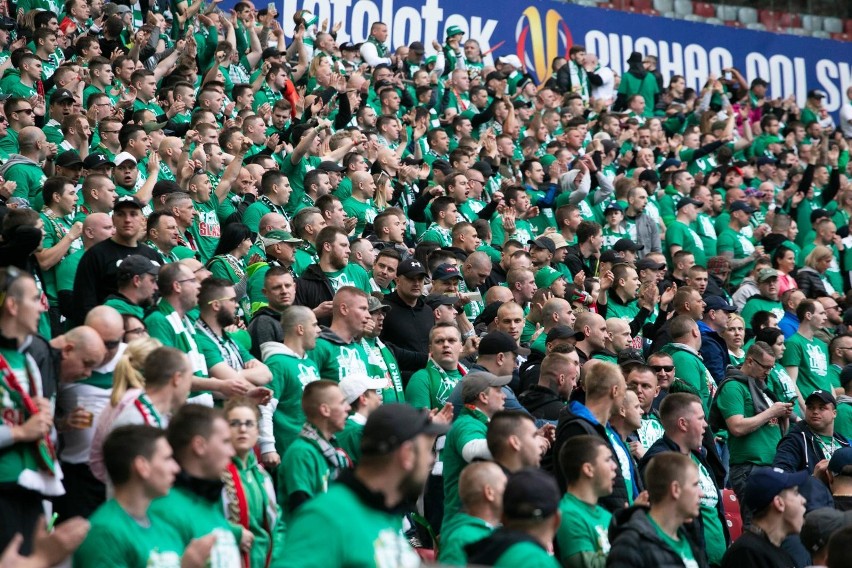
top-left (249, 0), bottom-right (852, 113)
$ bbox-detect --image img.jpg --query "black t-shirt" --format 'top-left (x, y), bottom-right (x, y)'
top-left (70, 239), bottom-right (161, 326)
top-left (834, 495), bottom-right (852, 511)
top-left (720, 530), bottom-right (797, 568)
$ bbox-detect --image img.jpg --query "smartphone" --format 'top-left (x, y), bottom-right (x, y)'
top-left (724, 71), bottom-right (732, 81)
top-left (268, 2), bottom-right (274, 11)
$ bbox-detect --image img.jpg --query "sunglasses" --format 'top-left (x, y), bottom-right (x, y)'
top-left (651, 365), bottom-right (674, 372)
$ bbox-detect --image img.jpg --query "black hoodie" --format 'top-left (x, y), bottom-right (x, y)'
top-left (465, 529), bottom-right (548, 566)
top-left (607, 506), bottom-right (709, 568)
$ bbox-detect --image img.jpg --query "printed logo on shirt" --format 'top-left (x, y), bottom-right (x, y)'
top-left (806, 343), bottom-right (828, 375)
top-left (198, 211), bottom-right (221, 238)
top-left (297, 363), bottom-right (320, 387)
top-left (336, 347), bottom-right (369, 381)
top-left (373, 528), bottom-right (422, 568)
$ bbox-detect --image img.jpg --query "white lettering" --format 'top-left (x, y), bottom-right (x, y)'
top-left (422, 0), bottom-right (444, 46)
top-left (393, 6), bottom-right (422, 45)
top-left (351, 1), bottom-right (380, 42)
top-left (658, 42), bottom-right (684, 83)
top-left (683, 44), bottom-right (709, 86)
top-left (817, 59), bottom-right (840, 111)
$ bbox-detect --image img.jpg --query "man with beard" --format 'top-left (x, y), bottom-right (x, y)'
top-left (295, 227), bottom-right (371, 325)
top-left (248, 267), bottom-right (295, 359)
top-left (360, 296), bottom-right (405, 404)
top-left (194, 278), bottom-right (271, 392)
top-left (71, 196), bottom-right (161, 326)
top-left (103, 255), bottom-right (160, 319)
top-left (280, 403), bottom-right (450, 567)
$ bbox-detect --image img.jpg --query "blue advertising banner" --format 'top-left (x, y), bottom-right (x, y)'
top-left (249, 0), bottom-right (852, 113)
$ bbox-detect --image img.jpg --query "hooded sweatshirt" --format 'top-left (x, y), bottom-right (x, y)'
top-left (0, 154), bottom-right (46, 209)
top-left (307, 327), bottom-right (370, 383)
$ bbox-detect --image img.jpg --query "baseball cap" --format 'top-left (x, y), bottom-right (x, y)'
top-left (618, 348), bottom-right (646, 366)
top-left (431, 159), bottom-right (453, 175)
top-left (637, 258), bottom-right (666, 271)
top-left (528, 236), bottom-right (555, 254)
top-left (704, 295), bottom-right (737, 313)
top-left (261, 47), bottom-right (282, 59)
top-left (604, 202), bottom-right (624, 214)
top-left (756, 267), bottom-right (780, 283)
top-left (829, 447), bottom-right (852, 476)
top-left (360, 404), bottom-right (450, 456)
top-left (547, 233), bottom-right (569, 250)
top-left (547, 325), bottom-right (584, 343)
top-left (432, 263), bottom-right (462, 281)
top-left (50, 89), bottom-right (75, 105)
top-left (676, 197), bottom-right (703, 210)
top-left (743, 467), bottom-right (809, 513)
top-left (445, 25), bottom-right (464, 38)
top-left (535, 266), bottom-right (564, 289)
top-left (600, 250), bottom-right (623, 264)
top-left (471, 161), bottom-right (494, 179)
top-left (83, 153), bottom-right (115, 169)
top-left (142, 121), bottom-right (167, 134)
top-left (366, 295), bottom-right (391, 313)
top-left (638, 169), bottom-right (660, 184)
top-left (613, 238), bottom-right (643, 253)
top-left (261, 230), bottom-right (303, 248)
top-left (801, 508), bottom-right (852, 553)
top-left (743, 187), bottom-right (766, 199)
top-left (730, 200), bottom-right (757, 214)
top-left (756, 156), bottom-right (778, 167)
top-left (474, 301), bottom-right (503, 327)
top-left (807, 89), bottom-right (826, 100)
top-left (55, 151), bottom-right (83, 168)
top-left (117, 255), bottom-right (160, 279)
top-left (398, 259), bottom-right (427, 278)
top-left (485, 71), bottom-right (508, 83)
top-left (659, 158), bottom-right (682, 171)
top-left (338, 42), bottom-right (360, 53)
top-left (408, 41), bottom-right (425, 54)
top-left (462, 371), bottom-right (512, 403)
top-left (840, 364), bottom-right (852, 390)
top-left (339, 373), bottom-right (388, 404)
top-left (114, 4), bottom-right (132, 14)
top-left (114, 152), bottom-right (137, 166)
top-left (805, 389), bottom-right (836, 406)
top-left (113, 195), bottom-right (144, 211)
top-left (318, 161), bottom-right (345, 173)
top-left (424, 294), bottom-right (458, 310)
top-left (810, 208), bottom-right (831, 223)
top-left (503, 468), bottom-right (561, 520)
top-left (478, 330), bottom-right (519, 356)
top-left (497, 54), bottom-right (522, 69)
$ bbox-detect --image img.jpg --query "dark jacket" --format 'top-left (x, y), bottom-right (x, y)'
top-left (607, 506), bottom-right (709, 568)
top-left (380, 291), bottom-right (433, 383)
top-left (638, 435), bottom-right (730, 552)
top-left (554, 401), bottom-right (628, 512)
top-left (773, 420), bottom-right (850, 474)
top-left (247, 306), bottom-right (283, 360)
top-left (294, 264), bottom-right (335, 325)
top-left (518, 385), bottom-right (564, 422)
top-left (563, 244), bottom-right (599, 279)
top-left (518, 349), bottom-right (545, 394)
top-left (795, 266), bottom-right (829, 299)
top-left (697, 320), bottom-right (730, 385)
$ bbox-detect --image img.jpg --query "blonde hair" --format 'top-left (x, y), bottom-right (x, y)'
top-left (110, 337), bottom-right (162, 406)
top-left (373, 172), bottom-right (392, 210)
top-left (805, 245), bottom-right (833, 271)
top-left (726, 314), bottom-right (745, 328)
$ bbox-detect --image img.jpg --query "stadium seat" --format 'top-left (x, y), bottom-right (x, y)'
top-left (788, 27), bottom-right (809, 35)
top-left (716, 4), bottom-right (738, 21)
top-left (745, 22), bottom-right (766, 31)
top-left (824, 17), bottom-right (843, 33)
top-left (725, 19), bottom-right (744, 28)
top-left (722, 489), bottom-right (743, 541)
top-left (811, 30), bottom-right (831, 38)
top-left (683, 14), bottom-right (703, 21)
top-left (652, 0), bottom-right (674, 13)
top-left (575, 0), bottom-right (598, 6)
top-left (705, 17), bottom-right (724, 25)
top-left (759, 10), bottom-right (780, 30)
top-left (673, 0), bottom-right (692, 16)
top-left (778, 13), bottom-right (802, 29)
top-left (739, 7), bottom-right (759, 25)
top-left (831, 32), bottom-right (852, 41)
top-left (692, 2), bottom-right (716, 18)
top-left (846, 19), bottom-right (852, 35)
top-left (802, 14), bottom-right (823, 31)
top-left (631, 0), bottom-right (653, 11)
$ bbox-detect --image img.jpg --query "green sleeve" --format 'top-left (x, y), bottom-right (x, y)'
top-left (560, 552), bottom-right (607, 568)
top-left (72, 525), bottom-right (133, 568)
top-left (404, 371), bottom-right (432, 409)
top-left (241, 202), bottom-right (265, 233)
top-left (195, 26), bottom-right (219, 73)
top-left (144, 312), bottom-right (177, 345)
top-left (665, 222), bottom-right (686, 250)
top-left (207, 258), bottom-right (234, 282)
top-left (716, 381), bottom-right (747, 418)
top-left (779, 338), bottom-right (802, 368)
top-left (490, 215), bottom-right (507, 247)
top-left (195, 330), bottom-right (225, 368)
top-left (280, 445), bottom-right (324, 500)
top-left (658, 195), bottom-right (676, 226)
top-left (678, 147), bottom-right (696, 163)
top-left (716, 230), bottom-right (736, 254)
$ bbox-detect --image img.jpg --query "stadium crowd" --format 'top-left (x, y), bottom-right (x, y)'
top-left (2, 0), bottom-right (852, 566)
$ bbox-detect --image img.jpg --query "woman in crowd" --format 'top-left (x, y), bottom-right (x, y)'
top-left (207, 223), bottom-right (253, 317)
top-left (722, 313), bottom-right (746, 366)
top-left (772, 245), bottom-right (798, 296)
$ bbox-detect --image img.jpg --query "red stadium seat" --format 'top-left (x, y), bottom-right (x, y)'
top-left (631, 0), bottom-right (653, 11)
top-left (415, 548), bottom-right (436, 563)
top-left (725, 20), bottom-right (744, 28)
top-left (845, 19), bottom-right (852, 35)
top-left (759, 10), bottom-right (780, 30)
top-left (778, 13), bottom-right (802, 28)
top-left (831, 32), bottom-right (852, 41)
top-left (692, 2), bottom-right (715, 18)
top-left (722, 489), bottom-right (743, 541)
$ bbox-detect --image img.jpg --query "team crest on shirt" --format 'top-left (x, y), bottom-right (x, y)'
top-left (373, 529), bottom-right (421, 567)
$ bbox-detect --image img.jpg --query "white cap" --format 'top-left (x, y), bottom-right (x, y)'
top-left (497, 54), bottom-right (523, 69)
top-left (114, 151), bottom-right (137, 165)
top-left (339, 374), bottom-right (388, 404)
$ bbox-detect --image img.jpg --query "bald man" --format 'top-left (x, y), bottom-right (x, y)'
top-left (158, 136), bottom-right (183, 178)
top-left (341, 171), bottom-right (378, 237)
top-left (594, 319), bottom-right (631, 363)
top-left (3, 125), bottom-right (53, 209)
top-left (574, 312), bottom-right (610, 365)
top-left (55, 307), bottom-right (125, 519)
top-left (460, 252), bottom-right (491, 320)
top-left (57, 212), bottom-right (115, 319)
top-left (179, 257), bottom-right (212, 282)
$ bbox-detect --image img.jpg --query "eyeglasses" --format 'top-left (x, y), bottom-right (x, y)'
top-left (103, 339), bottom-right (122, 349)
top-left (12, 108), bottom-right (34, 115)
top-left (176, 278), bottom-right (196, 285)
top-left (749, 357), bottom-right (775, 372)
top-left (650, 365), bottom-right (674, 372)
top-left (0, 116), bottom-right (7, 123)
top-left (826, 305), bottom-right (841, 311)
top-left (208, 296), bottom-right (237, 304)
top-left (229, 419), bottom-right (257, 429)
top-left (125, 327), bottom-right (147, 337)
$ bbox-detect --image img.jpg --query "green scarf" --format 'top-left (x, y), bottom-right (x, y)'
top-left (156, 299), bottom-right (207, 377)
top-left (299, 422), bottom-right (350, 481)
top-left (425, 358), bottom-right (467, 408)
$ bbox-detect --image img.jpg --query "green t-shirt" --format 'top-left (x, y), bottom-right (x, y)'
top-left (187, 196), bottom-right (221, 264)
top-left (717, 227), bottom-right (756, 287)
top-left (665, 219), bottom-right (705, 267)
top-left (661, 344), bottom-right (715, 414)
top-left (39, 211), bottom-right (82, 305)
top-left (148, 485), bottom-right (241, 567)
top-left (740, 296), bottom-right (784, 330)
top-left (437, 513), bottom-right (494, 566)
top-left (716, 380), bottom-right (783, 465)
top-left (56, 247), bottom-right (84, 293)
top-left (308, 336), bottom-right (371, 383)
top-left (264, 351), bottom-right (321, 456)
top-left (780, 333), bottom-right (831, 399)
top-left (690, 454), bottom-right (725, 565)
top-left (274, 480), bottom-right (421, 568)
top-left (242, 200), bottom-right (274, 233)
top-left (278, 436), bottom-right (331, 520)
top-left (341, 196), bottom-right (378, 237)
top-left (647, 515), bottom-right (698, 567)
top-left (73, 499), bottom-right (185, 567)
top-left (442, 407), bottom-right (489, 524)
top-left (692, 213), bottom-right (718, 257)
top-left (335, 415), bottom-right (365, 465)
top-left (489, 215), bottom-right (535, 248)
top-left (494, 540), bottom-right (561, 568)
top-left (195, 328), bottom-right (254, 372)
top-left (556, 492), bottom-right (611, 565)
top-left (8, 162), bottom-right (47, 209)
top-left (638, 413), bottom-right (666, 450)
top-left (405, 364), bottom-right (462, 410)
top-left (836, 400), bottom-right (852, 441)
top-left (322, 263), bottom-right (372, 295)
top-left (103, 295), bottom-right (144, 319)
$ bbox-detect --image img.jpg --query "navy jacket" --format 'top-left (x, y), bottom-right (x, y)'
top-left (697, 320), bottom-right (730, 385)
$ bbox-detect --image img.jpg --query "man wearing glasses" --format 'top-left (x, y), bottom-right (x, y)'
top-left (714, 341), bottom-right (794, 522)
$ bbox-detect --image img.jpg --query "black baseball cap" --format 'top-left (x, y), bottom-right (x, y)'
top-left (360, 404), bottom-right (450, 456)
top-left (676, 197), bottom-right (703, 210)
top-left (638, 169), bottom-right (659, 183)
top-left (805, 389), bottom-right (836, 407)
top-left (82, 153), bottom-right (115, 169)
top-left (637, 258), bottom-right (666, 271)
top-left (546, 325), bottom-right (584, 343)
top-left (503, 468), bottom-right (561, 520)
top-left (432, 263), bottom-right (462, 281)
top-left (528, 237), bottom-right (556, 254)
top-left (50, 89), bottom-right (75, 105)
top-left (801, 508), bottom-right (852, 553)
top-left (113, 195), bottom-right (144, 211)
top-left (424, 294), bottom-right (458, 310)
top-left (704, 295), bottom-right (737, 313)
top-left (397, 258), bottom-right (427, 278)
top-left (55, 151), bottom-right (83, 168)
top-left (117, 254), bottom-right (160, 279)
top-left (600, 250), bottom-right (623, 264)
top-left (613, 238), bottom-right (643, 252)
top-left (730, 200), bottom-right (757, 214)
top-left (152, 180), bottom-right (181, 199)
top-left (318, 161), bottom-right (345, 173)
top-left (479, 330), bottom-right (519, 356)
